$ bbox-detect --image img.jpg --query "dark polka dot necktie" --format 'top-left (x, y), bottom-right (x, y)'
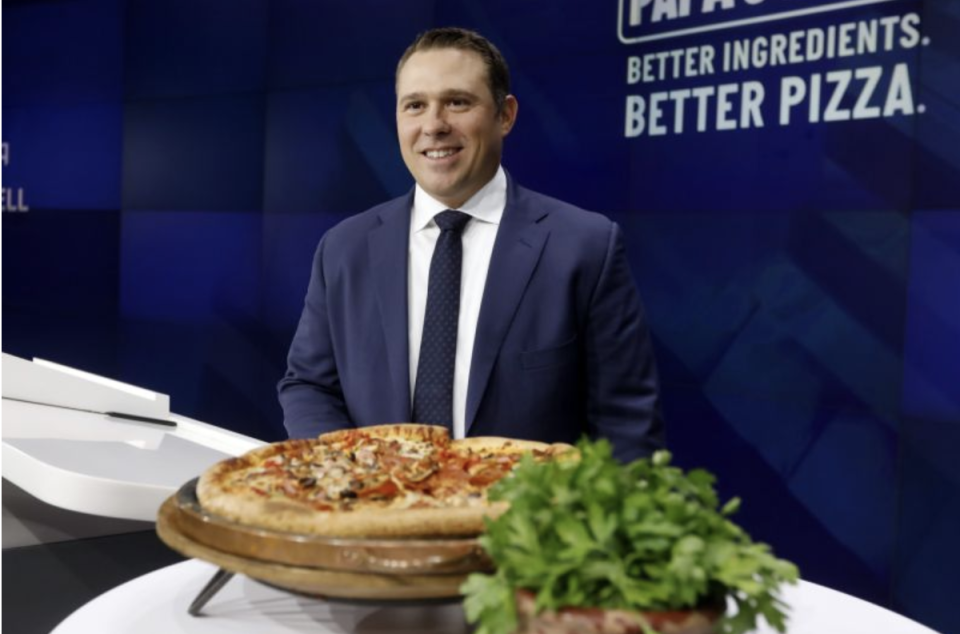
top-left (412, 210), bottom-right (472, 430)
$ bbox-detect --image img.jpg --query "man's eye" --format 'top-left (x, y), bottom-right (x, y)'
top-left (404, 102), bottom-right (424, 112)
top-left (449, 99), bottom-right (470, 109)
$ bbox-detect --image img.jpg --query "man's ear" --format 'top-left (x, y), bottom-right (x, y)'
top-left (500, 95), bottom-right (519, 136)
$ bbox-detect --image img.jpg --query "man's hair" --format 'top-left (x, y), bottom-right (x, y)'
top-left (396, 27), bottom-right (511, 113)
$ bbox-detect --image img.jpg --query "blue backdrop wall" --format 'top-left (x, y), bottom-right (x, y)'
top-left (3, 1), bottom-right (959, 631)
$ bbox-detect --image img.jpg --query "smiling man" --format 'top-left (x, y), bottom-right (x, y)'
top-left (278, 27), bottom-right (664, 461)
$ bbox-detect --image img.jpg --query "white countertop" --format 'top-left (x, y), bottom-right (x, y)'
top-left (2, 398), bottom-right (264, 522)
top-left (51, 560), bottom-right (941, 634)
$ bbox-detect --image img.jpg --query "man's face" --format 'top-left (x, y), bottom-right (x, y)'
top-left (396, 48), bottom-right (518, 209)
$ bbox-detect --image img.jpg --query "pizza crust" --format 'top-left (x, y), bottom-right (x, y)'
top-left (199, 492), bottom-right (508, 538)
top-left (316, 423), bottom-right (451, 448)
top-left (454, 436), bottom-right (576, 456)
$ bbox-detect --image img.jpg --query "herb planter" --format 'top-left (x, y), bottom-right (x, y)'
top-left (463, 443), bottom-right (798, 634)
top-left (514, 589), bottom-right (724, 634)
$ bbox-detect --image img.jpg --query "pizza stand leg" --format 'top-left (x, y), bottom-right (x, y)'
top-left (188, 568), bottom-right (235, 616)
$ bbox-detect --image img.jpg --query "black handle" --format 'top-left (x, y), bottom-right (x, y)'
top-left (105, 411), bottom-right (178, 428)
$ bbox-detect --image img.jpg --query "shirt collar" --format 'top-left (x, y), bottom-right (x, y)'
top-left (411, 166), bottom-right (507, 232)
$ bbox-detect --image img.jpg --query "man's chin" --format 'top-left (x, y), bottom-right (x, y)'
top-left (418, 181), bottom-right (467, 207)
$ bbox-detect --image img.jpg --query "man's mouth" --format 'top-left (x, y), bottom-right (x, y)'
top-left (422, 148), bottom-right (461, 159)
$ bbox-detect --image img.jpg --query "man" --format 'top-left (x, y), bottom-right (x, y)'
top-left (278, 27), bottom-right (663, 461)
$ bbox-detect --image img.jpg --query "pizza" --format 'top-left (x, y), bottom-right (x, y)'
top-left (196, 424), bottom-right (574, 538)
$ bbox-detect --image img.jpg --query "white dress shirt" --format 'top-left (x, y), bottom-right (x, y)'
top-left (408, 166), bottom-right (506, 439)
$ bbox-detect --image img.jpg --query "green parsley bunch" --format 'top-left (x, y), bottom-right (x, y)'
top-left (462, 440), bottom-right (799, 634)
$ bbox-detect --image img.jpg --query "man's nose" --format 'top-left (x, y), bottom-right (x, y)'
top-left (423, 106), bottom-right (450, 135)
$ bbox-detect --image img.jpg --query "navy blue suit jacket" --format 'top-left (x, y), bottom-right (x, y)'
top-left (278, 176), bottom-right (664, 461)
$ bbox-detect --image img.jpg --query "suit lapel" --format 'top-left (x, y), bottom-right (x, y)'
top-left (466, 179), bottom-right (549, 431)
top-left (368, 194), bottom-right (414, 421)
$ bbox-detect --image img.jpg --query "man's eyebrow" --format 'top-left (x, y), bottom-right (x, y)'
top-left (441, 89), bottom-right (478, 100)
top-left (398, 89), bottom-right (479, 103)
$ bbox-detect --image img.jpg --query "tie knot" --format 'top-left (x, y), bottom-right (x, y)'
top-left (434, 210), bottom-right (471, 233)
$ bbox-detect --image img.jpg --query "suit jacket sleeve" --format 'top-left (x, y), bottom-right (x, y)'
top-left (585, 221), bottom-right (665, 462)
top-left (277, 235), bottom-right (354, 437)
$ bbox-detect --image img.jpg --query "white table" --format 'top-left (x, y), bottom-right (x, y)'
top-left (52, 559), bottom-right (940, 634)
top-left (2, 353), bottom-right (265, 531)
top-left (0, 357), bottom-right (272, 634)
top-left (2, 398), bottom-right (264, 524)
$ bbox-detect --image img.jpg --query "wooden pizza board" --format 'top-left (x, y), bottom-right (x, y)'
top-left (156, 480), bottom-right (491, 600)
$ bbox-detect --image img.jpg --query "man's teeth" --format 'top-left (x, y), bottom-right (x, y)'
top-left (425, 149), bottom-right (457, 158)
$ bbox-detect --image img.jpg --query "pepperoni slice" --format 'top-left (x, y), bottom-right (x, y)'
top-left (356, 478), bottom-right (400, 499)
top-left (468, 466), bottom-right (510, 487)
